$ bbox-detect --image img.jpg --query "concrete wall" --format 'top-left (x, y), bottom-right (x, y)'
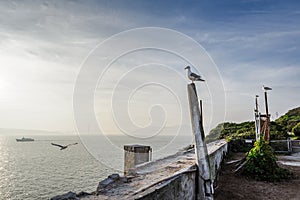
top-left (136, 140), bottom-right (228, 200)
top-left (124, 145), bottom-right (152, 175)
top-left (136, 167), bottom-right (197, 200)
top-left (52, 140), bottom-right (228, 200)
top-left (209, 143), bottom-right (228, 181)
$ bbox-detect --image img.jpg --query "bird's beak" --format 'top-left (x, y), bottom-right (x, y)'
top-left (184, 66), bottom-right (189, 70)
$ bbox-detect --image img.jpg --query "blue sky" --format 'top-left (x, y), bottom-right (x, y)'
top-left (0, 0), bottom-right (299, 133)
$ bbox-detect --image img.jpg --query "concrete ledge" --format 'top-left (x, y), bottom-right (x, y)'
top-left (80, 139), bottom-right (227, 200)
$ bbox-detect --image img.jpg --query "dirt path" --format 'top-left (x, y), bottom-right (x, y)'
top-left (214, 153), bottom-right (300, 200)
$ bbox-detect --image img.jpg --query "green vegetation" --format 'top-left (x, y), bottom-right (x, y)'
top-left (292, 122), bottom-right (300, 137)
top-left (207, 106), bottom-right (300, 141)
top-left (206, 107), bottom-right (300, 182)
top-left (275, 107), bottom-right (300, 136)
top-left (242, 140), bottom-right (293, 181)
top-left (206, 121), bottom-right (255, 142)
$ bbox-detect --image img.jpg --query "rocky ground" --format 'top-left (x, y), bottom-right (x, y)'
top-left (214, 152), bottom-right (300, 200)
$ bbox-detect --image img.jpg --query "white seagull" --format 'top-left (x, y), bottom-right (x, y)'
top-left (184, 66), bottom-right (205, 82)
top-left (262, 85), bottom-right (272, 91)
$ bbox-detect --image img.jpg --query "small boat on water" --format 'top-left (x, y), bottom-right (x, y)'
top-left (16, 137), bottom-right (34, 142)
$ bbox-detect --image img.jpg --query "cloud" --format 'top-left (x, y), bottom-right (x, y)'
top-left (0, 0), bottom-right (299, 132)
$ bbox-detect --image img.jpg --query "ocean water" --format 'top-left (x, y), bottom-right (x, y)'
top-left (0, 134), bottom-right (192, 199)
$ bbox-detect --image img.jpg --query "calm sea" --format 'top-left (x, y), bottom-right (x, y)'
top-left (0, 134), bottom-right (192, 199)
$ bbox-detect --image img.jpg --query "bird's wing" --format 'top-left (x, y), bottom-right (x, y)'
top-left (66, 142), bottom-right (78, 147)
top-left (190, 72), bottom-right (205, 81)
top-left (263, 86), bottom-right (272, 90)
top-left (51, 143), bottom-right (64, 148)
top-left (190, 72), bottom-right (201, 78)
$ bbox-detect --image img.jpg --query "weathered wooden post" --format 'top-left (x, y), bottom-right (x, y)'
top-left (187, 83), bottom-right (213, 200)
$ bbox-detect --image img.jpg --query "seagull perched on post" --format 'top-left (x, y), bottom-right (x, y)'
top-left (51, 142), bottom-right (78, 150)
top-left (262, 85), bottom-right (272, 91)
top-left (184, 66), bottom-right (205, 82)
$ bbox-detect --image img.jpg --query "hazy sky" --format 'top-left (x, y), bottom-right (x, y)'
top-left (0, 0), bottom-right (299, 134)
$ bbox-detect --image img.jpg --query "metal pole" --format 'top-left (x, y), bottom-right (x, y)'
top-left (187, 83), bottom-right (213, 200)
top-left (287, 138), bottom-right (292, 153)
top-left (264, 91), bottom-right (270, 141)
top-left (255, 96), bottom-right (258, 112)
top-left (264, 91), bottom-right (269, 119)
top-left (254, 95), bottom-right (260, 141)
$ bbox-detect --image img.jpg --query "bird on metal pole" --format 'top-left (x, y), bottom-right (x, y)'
top-left (262, 85), bottom-right (272, 141)
top-left (262, 85), bottom-right (272, 91)
top-left (184, 66), bottom-right (205, 82)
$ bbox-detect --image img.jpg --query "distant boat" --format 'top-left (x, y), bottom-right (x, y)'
top-left (16, 137), bottom-right (34, 142)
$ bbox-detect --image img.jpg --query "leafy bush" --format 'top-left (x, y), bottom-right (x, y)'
top-left (275, 107), bottom-right (300, 133)
top-left (243, 140), bottom-right (293, 181)
top-left (228, 139), bottom-right (254, 152)
top-left (292, 122), bottom-right (300, 137)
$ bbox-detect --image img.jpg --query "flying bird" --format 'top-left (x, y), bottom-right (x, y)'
top-left (51, 142), bottom-right (78, 150)
top-left (184, 66), bottom-right (205, 82)
top-left (262, 85), bottom-right (272, 91)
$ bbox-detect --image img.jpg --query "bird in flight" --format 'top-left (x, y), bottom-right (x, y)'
top-left (184, 66), bottom-right (205, 82)
top-left (262, 85), bottom-right (272, 91)
top-left (51, 142), bottom-right (78, 150)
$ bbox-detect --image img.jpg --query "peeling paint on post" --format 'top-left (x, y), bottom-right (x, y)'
top-left (187, 83), bottom-right (213, 200)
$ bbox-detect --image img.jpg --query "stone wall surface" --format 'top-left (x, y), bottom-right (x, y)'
top-left (78, 140), bottom-right (227, 200)
top-left (124, 145), bottom-right (152, 176)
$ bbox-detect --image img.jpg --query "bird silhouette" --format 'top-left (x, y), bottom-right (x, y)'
top-left (51, 142), bottom-right (78, 150)
top-left (262, 85), bottom-right (272, 91)
top-left (184, 66), bottom-right (205, 82)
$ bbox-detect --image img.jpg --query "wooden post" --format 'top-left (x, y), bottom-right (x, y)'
top-left (187, 83), bottom-right (213, 200)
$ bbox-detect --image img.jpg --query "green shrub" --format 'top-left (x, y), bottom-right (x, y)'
top-left (292, 122), bottom-right (300, 137)
top-left (275, 107), bottom-right (300, 133)
top-left (228, 139), bottom-right (254, 152)
top-left (243, 140), bottom-right (293, 181)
